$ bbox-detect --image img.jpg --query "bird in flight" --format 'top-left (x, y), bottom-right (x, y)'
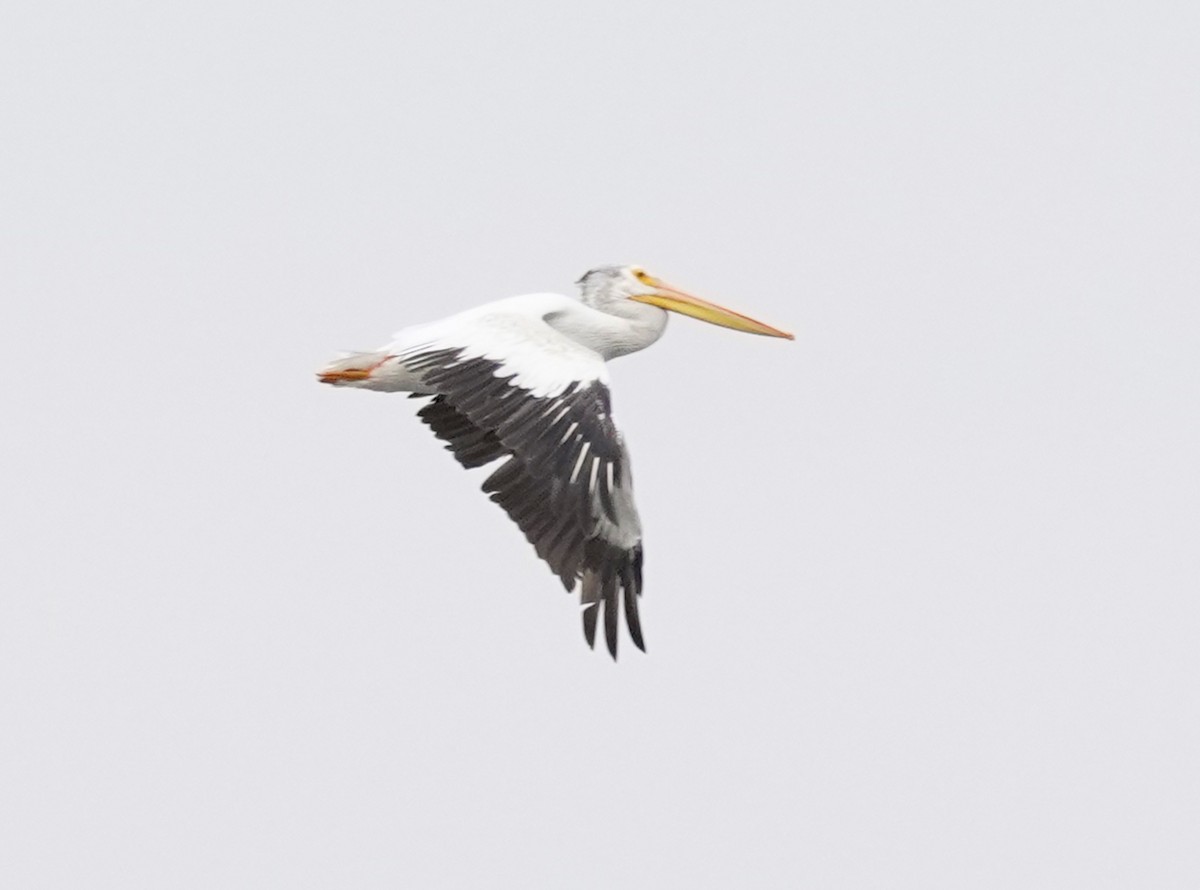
top-left (318, 265), bottom-right (793, 658)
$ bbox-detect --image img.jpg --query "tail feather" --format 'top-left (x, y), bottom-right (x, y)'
top-left (317, 351), bottom-right (418, 391)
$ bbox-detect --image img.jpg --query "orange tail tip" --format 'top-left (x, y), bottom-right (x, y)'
top-left (318, 368), bottom-right (373, 383)
top-left (316, 353), bottom-right (394, 385)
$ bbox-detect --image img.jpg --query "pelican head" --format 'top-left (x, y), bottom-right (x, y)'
top-left (577, 264), bottom-right (794, 339)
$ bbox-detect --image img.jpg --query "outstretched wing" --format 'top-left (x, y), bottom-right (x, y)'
top-left (400, 313), bottom-right (645, 658)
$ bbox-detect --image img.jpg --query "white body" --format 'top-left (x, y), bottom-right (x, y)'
top-left (326, 293), bottom-right (669, 397)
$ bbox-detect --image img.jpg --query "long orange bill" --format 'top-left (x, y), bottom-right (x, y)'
top-left (630, 282), bottom-right (794, 339)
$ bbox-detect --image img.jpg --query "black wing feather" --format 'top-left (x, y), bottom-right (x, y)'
top-left (410, 348), bottom-right (644, 658)
top-left (417, 396), bottom-right (508, 468)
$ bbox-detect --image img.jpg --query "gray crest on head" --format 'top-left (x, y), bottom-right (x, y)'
top-left (576, 265), bottom-right (638, 307)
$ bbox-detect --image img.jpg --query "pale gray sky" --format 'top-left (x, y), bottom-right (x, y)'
top-left (2, 1), bottom-right (1198, 887)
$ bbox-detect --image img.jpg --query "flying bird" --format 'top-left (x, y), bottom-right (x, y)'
top-left (318, 265), bottom-right (793, 658)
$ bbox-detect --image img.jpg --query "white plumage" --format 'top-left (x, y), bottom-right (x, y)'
top-left (318, 264), bottom-right (792, 658)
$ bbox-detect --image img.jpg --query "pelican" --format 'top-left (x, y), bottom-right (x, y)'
top-left (318, 265), bottom-right (793, 658)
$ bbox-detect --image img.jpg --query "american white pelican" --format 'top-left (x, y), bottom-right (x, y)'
top-left (318, 265), bottom-right (793, 658)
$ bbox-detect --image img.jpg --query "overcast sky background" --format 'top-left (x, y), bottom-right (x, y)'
top-left (2, 1), bottom-right (1198, 886)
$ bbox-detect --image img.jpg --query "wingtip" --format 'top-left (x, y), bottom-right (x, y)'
top-left (623, 584), bottom-right (645, 653)
top-left (582, 603), bottom-right (599, 649)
